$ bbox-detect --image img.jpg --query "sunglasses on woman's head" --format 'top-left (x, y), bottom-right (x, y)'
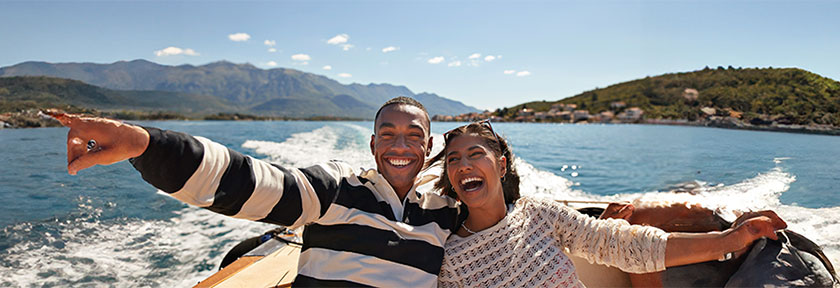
top-left (443, 119), bottom-right (501, 147)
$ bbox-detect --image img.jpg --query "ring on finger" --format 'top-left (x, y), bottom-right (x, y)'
top-left (87, 139), bottom-right (98, 151)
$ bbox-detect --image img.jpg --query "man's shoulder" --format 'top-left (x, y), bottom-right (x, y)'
top-left (414, 190), bottom-right (459, 210)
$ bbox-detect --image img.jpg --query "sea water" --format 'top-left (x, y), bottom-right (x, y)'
top-left (1, 121), bottom-right (838, 286)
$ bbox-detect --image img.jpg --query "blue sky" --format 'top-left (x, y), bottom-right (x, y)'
top-left (1, 0), bottom-right (838, 110)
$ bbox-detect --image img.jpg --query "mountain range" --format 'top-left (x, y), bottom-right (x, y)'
top-left (0, 60), bottom-right (480, 118)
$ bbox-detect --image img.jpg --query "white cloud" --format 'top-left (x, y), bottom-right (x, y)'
top-left (266, 61), bottom-right (278, 67)
top-left (497, 55), bottom-right (503, 59)
top-left (264, 40), bottom-right (276, 46)
top-left (516, 71), bottom-right (531, 77)
top-left (468, 53), bottom-right (481, 59)
top-left (327, 34), bottom-right (349, 45)
top-left (448, 61), bottom-right (462, 67)
top-left (504, 70), bottom-right (516, 75)
top-left (228, 33), bottom-right (251, 42)
top-left (268, 48), bottom-right (277, 53)
top-left (484, 55), bottom-right (496, 62)
top-left (341, 44), bottom-right (354, 51)
top-left (323, 65), bottom-right (332, 70)
top-left (427, 56), bottom-right (445, 64)
top-left (382, 46), bottom-right (399, 53)
top-left (338, 73), bottom-right (352, 78)
top-left (154, 46), bottom-right (199, 57)
top-left (291, 54), bottom-right (311, 61)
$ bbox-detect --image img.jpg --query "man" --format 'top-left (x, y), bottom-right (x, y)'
top-left (52, 96), bottom-right (461, 287)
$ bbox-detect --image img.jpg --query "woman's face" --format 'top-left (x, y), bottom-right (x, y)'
top-left (445, 134), bottom-right (506, 209)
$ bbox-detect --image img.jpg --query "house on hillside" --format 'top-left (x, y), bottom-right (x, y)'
top-left (557, 111), bottom-right (572, 122)
top-left (700, 107), bottom-right (716, 118)
top-left (599, 111), bottom-right (615, 123)
top-left (518, 108), bottom-right (534, 117)
top-left (682, 88), bottom-right (699, 102)
top-left (617, 107), bottom-right (644, 122)
top-left (610, 101), bottom-right (626, 110)
top-left (572, 110), bottom-right (591, 122)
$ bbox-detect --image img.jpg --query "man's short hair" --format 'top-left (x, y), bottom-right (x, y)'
top-left (374, 96), bottom-right (430, 129)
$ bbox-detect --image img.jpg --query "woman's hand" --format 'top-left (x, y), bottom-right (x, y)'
top-left (46, 110), bottom-right (150, 175)
top-left (599, 202), bottom-right (634, 220)
top-left (664, 210), bottom-right (787, 267)
top-left (727, 211), bottom-right (787, 257)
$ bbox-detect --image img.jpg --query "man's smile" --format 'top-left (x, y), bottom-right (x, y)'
top-left (384, 156), bottom-right (416, 168)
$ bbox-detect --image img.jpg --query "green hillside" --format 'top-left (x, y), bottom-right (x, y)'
top-left (504, 67), bottom-right (840, 126)
top-left (0, 76), bottom-right (237, 115)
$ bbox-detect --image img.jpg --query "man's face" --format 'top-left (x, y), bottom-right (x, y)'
top-left (370, 104), bottom-right (433, 194)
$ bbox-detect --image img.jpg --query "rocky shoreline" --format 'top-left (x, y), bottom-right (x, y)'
top-left (0, 109), bottom-right (364, 129)
top-left (0, 110), bottom-right (62, 129)
top-left (646, 117), bottom-right (840, 136)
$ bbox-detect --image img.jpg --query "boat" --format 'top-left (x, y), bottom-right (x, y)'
top-left (194, 229), bottom-right (301, 288)
top-left (195, 200), bottom-right (838, 287)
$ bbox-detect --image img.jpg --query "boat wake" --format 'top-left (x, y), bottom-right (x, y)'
top-left (0, 201), bottom-right (276, 286)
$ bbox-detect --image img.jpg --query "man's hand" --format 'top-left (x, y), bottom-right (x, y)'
top-left (46, 110), bottom-right (150, 175)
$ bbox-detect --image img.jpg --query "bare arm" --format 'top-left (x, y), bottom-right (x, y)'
top-left (664, 212), bottom-right (787, 267)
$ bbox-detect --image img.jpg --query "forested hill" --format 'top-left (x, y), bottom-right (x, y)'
top-left (0, 59), bottom-right (480, 118)
top-left (0, 76), bottom-right (235, 114)
top-left (505, 67), bottom-right (840, 126)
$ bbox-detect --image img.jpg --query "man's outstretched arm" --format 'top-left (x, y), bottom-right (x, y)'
top-left (50, 112), bottom-right (347, 227)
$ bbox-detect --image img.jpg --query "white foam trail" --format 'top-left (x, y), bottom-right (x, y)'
top-left (243, 125), bottom-right (375, 169)
top-left (0, 204), bottom-right (276, 286)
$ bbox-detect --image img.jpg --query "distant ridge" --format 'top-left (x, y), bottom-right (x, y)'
top-left (0, 76), bottom-right (235, 114)
top-left (0, 59), bottom-right (480, 118)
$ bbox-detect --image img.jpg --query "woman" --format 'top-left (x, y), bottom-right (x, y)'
top-left (428, 121), bottom-right (787, 287)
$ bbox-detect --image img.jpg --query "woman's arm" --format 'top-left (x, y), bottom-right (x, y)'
top-left (664, 213), bottom-right (786, 267)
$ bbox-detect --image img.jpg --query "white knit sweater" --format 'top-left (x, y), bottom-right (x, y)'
top-left (439, 197), bottom-right (669, 287)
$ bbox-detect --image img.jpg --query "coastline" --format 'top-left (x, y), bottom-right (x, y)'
top-left (643, 118), bottom-right (840, 136)
top-left (4, 109), bottom-right (838, 137)
top-left (0, 110), bottom-right (366, 130)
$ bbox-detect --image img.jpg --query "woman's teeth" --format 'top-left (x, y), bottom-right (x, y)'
top-left (388, 159), bottom-right (412, 167)
top-left (460, 177), bottom-right (484, 191)
top-left (460, 177), bottom-right (482, 185)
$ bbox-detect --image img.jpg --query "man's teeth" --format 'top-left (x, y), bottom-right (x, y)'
top-left (460, 177), bottom-right (482, 185)
top-left (388, 159), bottom-right (412, 166)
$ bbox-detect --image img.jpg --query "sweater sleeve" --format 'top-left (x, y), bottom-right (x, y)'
top-left (129, 127), bottom-right (354, 228)
top-left (543, 199), bottom-right (669, 274)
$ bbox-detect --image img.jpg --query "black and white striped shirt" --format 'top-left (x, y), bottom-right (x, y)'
top-left (130, 127), bottom-right (462, 287)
